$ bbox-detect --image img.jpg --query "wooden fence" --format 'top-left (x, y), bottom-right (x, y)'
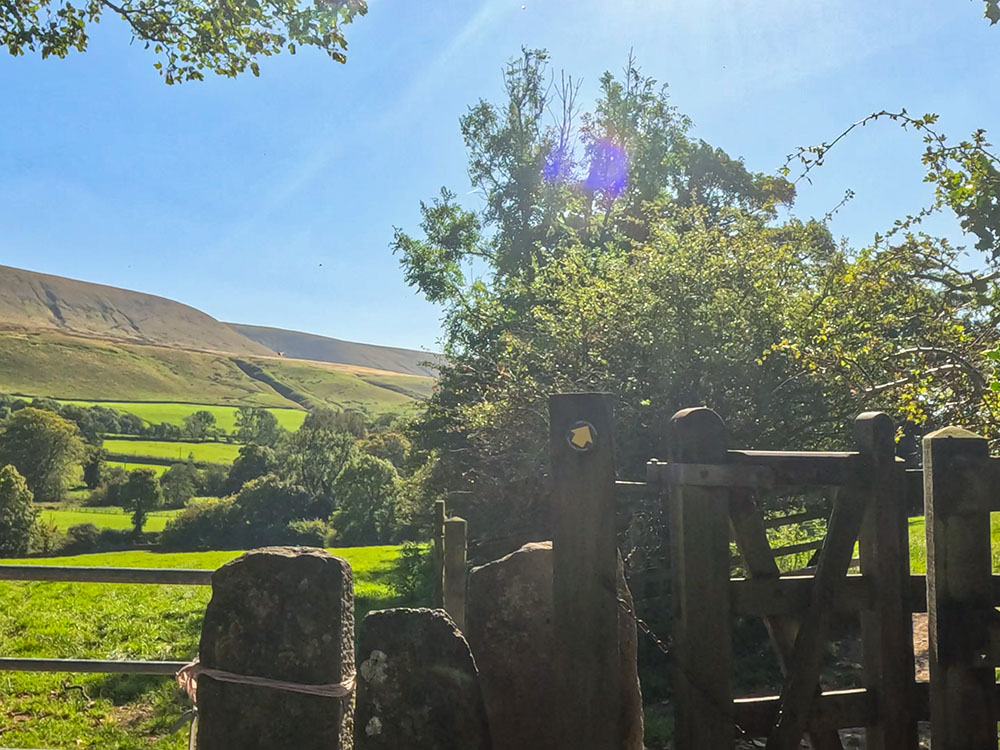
top-left (0, 564), bottom-right (211, 674)
top-left (549, 392), bottom-right (1000, 750)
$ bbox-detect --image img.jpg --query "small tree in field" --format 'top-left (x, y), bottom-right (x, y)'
top-left (120, 469), bottom-right (162, 536)
top-left (331, 453), bottom-right (399, 545)
top-left (234, 406), bottom-right (283, 446)
top-left (183, 410), bottom-right (217, 440)
top-left (0, 465), bottom-right (37, 556)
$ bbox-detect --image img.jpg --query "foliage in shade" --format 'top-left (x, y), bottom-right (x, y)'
top-left (1, 0), bottom-right (367, 84)
top-left (0, 464), bottom-right (36, 556)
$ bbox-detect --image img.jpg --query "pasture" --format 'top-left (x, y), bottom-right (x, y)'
top-left (41, 508), bottom-right (185, 532)
top-left (104, 439), bottom-right (242, 465)
top-left (59, 400), bottom-right (308, 432)
top-left (0, 545), bottom-right (412, 749)
top-left (106, 460), bottom-right (168, 475)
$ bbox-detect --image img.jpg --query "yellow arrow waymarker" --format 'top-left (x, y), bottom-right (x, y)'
top-left (568, 423), bottom-right (595, 451)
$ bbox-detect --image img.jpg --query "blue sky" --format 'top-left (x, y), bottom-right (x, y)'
top-left (1, 1), bottom-right (997, 351)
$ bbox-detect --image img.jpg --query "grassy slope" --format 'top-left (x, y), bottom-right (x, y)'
top-left (0, 546), bottom-right (411, 749)
top-left (0, 332), bottom-right (295, 407)
top-left (0, 332), bottom-right (433, 415)
top-left (59, 401), bottom-right (308, 432)
top-left (104, 439), bottom-right (242, 465)
top-left (41, 508), bottom-right (185, 532)
top-left (252, 358), bottom-right (427, 414)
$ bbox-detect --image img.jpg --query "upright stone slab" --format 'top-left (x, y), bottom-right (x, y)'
top-left (196, 546), bottom-right (354, 750)
top-left (465, 541), bottom-right (643, 750)
top-left (355, 607), bottom-right (491, 750)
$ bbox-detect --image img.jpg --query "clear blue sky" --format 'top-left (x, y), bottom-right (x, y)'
top-left (1, 1), bottom-right (997, 351)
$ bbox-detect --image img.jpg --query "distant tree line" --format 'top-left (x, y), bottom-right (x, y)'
top-left (0, 393), bottom-right (433, 557)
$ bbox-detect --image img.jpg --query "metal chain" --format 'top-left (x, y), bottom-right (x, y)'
top-left (614, 587), bottom-right (757, 743)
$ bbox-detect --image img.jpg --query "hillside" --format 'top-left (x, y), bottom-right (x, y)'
top-left (0, 331), bottom-right (433, 414)
top-left (228, 322), bottom-right (439, 377)
top-left (0, 265), bottom-right (274, 356)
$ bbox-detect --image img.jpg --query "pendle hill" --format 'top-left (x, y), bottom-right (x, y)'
top-left (0, 264), bottom-right (437, 415)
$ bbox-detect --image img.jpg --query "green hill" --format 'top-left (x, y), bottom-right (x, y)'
top-left (0, 264), bottom-right (272, 356)
top-left (228, 322), bottom-right (439, 377)
top-left (0, 331), bottom-right (433, 415)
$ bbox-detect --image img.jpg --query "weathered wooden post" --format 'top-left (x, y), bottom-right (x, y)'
top-left (194, 547), bottom-right (354, 750)
top-left (666, 407), bottom-right (733, 750)
top-left (443, 516), bottom-right (468, 630)
top-left (433, 498), bottom-right (446, 608)
top-left (856, 412), bottom-right (917, 749)
top-left (923, 427), bottom-right (996, 749)
top-left (549, 393), bottom-right (620, 750)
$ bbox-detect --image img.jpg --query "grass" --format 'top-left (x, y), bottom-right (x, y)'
top-left (0, 545), bottom-right (415, 749)
top-left (249, 358), bottom-right (430, 415)
top-left (41, 508), bottom-right (185, 532)
top-left (107, 460), bottom-right (168, 476)
top-left (104, 439), bottom-right (242, 465)
top-left (0, 332), bottom-right (296, 407)
top-left (58, 401), bottom-right (308, 432)
top-left (0, 331), bottom-right (433, 417)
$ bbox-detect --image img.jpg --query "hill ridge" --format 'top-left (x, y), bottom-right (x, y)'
top-left (0, 264), bottom-right (274, 357)
top-left (227, 322), bottom-right (439, 378)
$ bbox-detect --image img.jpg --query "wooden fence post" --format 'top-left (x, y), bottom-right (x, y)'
top-left (444, 516), bottom-right (468, 630)
top-left (667, 407), bottom-right (733, 750)
top-left (549, 393), bottom-right (619, 750)
top-left (923, 427), bottom-right (996, 750)
top-left (433, 499), bottom-right (446, 608)
top-left (856, 412), bottom-right (917, 749)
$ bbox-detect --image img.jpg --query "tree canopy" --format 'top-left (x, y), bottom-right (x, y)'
top-left (0, 407), bottom-right (85, 503)
top-left (2, 0), bottom-right (367, 83)
top-left (394, 50), bottom-right (1000, 535)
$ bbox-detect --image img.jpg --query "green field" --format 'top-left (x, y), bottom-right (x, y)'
top-left (107, 460), bottom-right (169, 476)
top-left (0, 332), bottom-right (296, 407)
top-left (104, 439), bottom-right (242, 465)
top-left (0, 332), bottom-right (434, 417)
top-left (0, 546), bottom-right (415, 749)
top-left (59, 400), bottom-right (308, 432)
top-left (42, 508), bottom-right (185, 532)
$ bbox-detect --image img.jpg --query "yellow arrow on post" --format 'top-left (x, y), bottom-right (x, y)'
top-left (568, 422), bottom-right (595, 451)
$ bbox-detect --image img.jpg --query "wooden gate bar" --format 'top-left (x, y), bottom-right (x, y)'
top-left (856, 412), bottom-right (918, 749)
top-left (767, 485), bottom-right (868, 750)
top-left (667, 407), bottom-right (733, 750)
top-left (730, 488), bottom-right (844, 750)
top-left (924, 427), bottom-right (996, 750)
top-left (549, 393), bottom-right (620, 750)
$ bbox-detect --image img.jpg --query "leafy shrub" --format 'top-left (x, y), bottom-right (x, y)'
top-left (62, 523), bottom-right (101, 554)
top-left (97, 528), bottom-right (140, 550)
top-left (282, 519), bottom-right (330, 547)
top-left (29, 520), bottom-right (64, 555)
top-left (391, 542), bottom-right (432, 602)
top-left (160, 499), bottom-right (239, 551)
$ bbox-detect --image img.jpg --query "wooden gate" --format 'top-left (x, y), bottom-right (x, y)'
top-left (548, 393), bottom-right (1000, 750)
